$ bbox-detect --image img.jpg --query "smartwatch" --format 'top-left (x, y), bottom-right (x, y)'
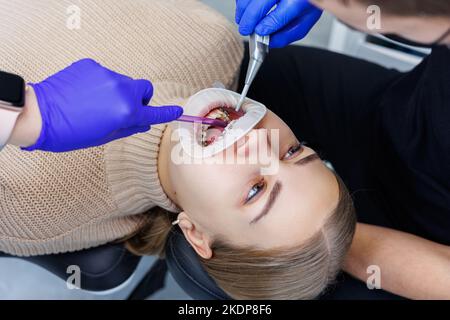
top-left (0, 70), bottom-right (26, 150)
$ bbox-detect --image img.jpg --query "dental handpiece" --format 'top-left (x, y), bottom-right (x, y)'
top-left (235, 34), bottom-right (270, 112)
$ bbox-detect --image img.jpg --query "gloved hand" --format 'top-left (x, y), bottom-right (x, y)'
top-left (25, 58), bottom-right (183, 152)
top-left (236, 0), bottom-right (323, 48)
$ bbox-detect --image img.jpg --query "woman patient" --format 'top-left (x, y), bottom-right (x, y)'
top-left (0, 0), bottom-right (356, 300)
top-left (0, 88), bottom-right (356, 300)
top-left (126, 97), bottom-right (356, 300)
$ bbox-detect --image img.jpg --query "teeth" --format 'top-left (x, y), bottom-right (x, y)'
top-left (200, 107), bottom-right (232, 147)
top-left (205, 107), bottom-right (231, 123)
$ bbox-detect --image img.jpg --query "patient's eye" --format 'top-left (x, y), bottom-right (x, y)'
top-left (246, 179), bottom-right (266, 203)
top-left (283, 143), bottom-right (304, 160)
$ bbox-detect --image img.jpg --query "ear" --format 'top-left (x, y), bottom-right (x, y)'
top-left (177, 212), bottom-right (213, 259)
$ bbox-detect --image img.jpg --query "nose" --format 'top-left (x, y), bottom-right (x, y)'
top-left (236, 128), bottom-right (279, 160)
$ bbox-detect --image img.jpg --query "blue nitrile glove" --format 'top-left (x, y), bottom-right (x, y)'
top-left (25, 58), bottom-right (183, 152)
top-left (236, 0), bottom-right (323, 48)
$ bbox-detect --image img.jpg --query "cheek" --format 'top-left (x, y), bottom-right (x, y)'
top-left (313, 1), bottom-right (371, 29)
top-left (171, 163), bottom-right (261, 243)
top-left (171, 163), bottom-right (231, 210)
top-left (311, 0), bottom-right (346, 13)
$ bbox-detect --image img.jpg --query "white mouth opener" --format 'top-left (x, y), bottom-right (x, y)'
top-left (177, 88), bottom-right (267, 159)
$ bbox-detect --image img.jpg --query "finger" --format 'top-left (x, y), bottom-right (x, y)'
top-left (134, 79), bottom-right (154, 106)
top-left (71, 58), bottom-right (101, 70)
top-left (269, 9), bottom-right (322, 48)
top-left (235, 0), bottom-right (252, 24)
top-left (255, 0), bottom-right (309, 36)
top-left (135, 105), bottom-right (183, 126)
top-left (239, 0), bottom-right (278, 36)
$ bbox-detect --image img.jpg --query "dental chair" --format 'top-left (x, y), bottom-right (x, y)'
top-left (0, 228), bottom-right (226, 300)
top-left (0, 243), bottom-right (163, 299)
top-left (0, 227), bottom-right (403, 300)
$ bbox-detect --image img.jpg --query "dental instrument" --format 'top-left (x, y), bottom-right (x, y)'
top-left (177, 115), bottom-right (228, 128)
top-left (235, 33), bottom-right (270, 112)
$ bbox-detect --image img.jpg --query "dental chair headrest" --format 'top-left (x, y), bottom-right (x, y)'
top-left (165, 228), bottom-right (231, 300)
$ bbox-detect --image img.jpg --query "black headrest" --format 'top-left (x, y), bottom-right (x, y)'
top-left (1, 244), bottom-right (140, 292)
top-left (165, 228), bottom-right (231, 300)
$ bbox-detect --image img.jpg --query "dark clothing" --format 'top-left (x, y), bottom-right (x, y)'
top-left (374, 46), bottom-right (450, 244)
top-left (238, 45), bottom-right (450, 299)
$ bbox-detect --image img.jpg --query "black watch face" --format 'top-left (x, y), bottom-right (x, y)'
top-left (0, 71), bottom-right (25, 108)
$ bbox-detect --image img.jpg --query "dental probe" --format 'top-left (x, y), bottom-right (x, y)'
top-left (177, 115), bottom-right (228, 128)
top-left (235, 33), bottom-right (270, 112)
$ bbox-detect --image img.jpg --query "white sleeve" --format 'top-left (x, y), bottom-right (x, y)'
top-left (0, 109), bottom-right (20, 151)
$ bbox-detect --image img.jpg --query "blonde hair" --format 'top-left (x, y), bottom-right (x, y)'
top-left (125, 175), bottom-right (356, 300)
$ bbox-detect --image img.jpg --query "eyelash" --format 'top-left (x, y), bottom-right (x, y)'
top-left (246, 179), bottom-right (266, 203)
top-left (245, 142), bottom-right (305, 203)
top-left (283, 142), bottom-right (305, 160)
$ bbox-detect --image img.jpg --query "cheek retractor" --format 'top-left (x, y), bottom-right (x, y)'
top-left (177, 88), bottom-right (267, 159)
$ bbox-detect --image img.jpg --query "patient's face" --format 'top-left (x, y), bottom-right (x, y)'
top-left (311, 0), bottom-right (450, 45)
top-left (169, 109), bottom-right (339, 258)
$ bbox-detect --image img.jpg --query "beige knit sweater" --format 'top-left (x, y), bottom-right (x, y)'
top-left (0, 0), bottom-right (243, 256)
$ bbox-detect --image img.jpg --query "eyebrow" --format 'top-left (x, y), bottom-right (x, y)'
top-left (295, 153), bottom-right (320, 166)
top-left (250, 181), bottom-right (282, 225)
top-left (249, 153), bottom-right (320, 225)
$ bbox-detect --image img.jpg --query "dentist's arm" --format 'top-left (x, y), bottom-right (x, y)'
top-left (9, 59), bottom-right (183, 152)
top-left (236, 0), bottom-right (322, 48)
top-left (345, 223), bottom-right (450, 299)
